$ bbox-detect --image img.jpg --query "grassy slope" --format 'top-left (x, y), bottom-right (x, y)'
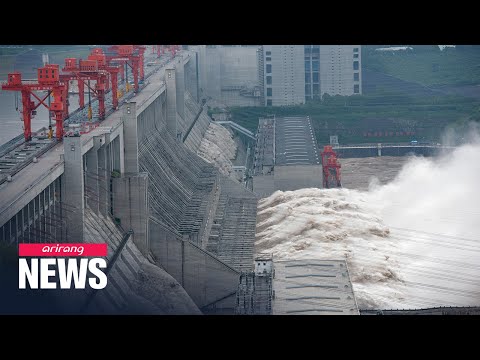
top-left (229, 94), bottom-right (480, 145)
top-left (362, 45), bottom-right (480, 87)
top-left (229, 46), bottom-right (480, 145)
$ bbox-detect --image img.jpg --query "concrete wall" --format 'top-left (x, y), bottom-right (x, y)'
top-left (138, 126), bottom-right (212, 234)
top-left (219, 46), bottom-right (259, 88)
top-left (188, 46), bottom-right (207, 98)
top-left (165, 68), bottom-right (178, 138)
top-left (184, 240), bottom-right (240, 309)
top-left (205, 47), bottom-right (222, 99)
top-left (175, 59), bottom-right (186, 122)
top-left (137, 94), bottom-right (165, 143)
top-left (62, 136), bottom-right (85, 242)
top-left (0, 177), bottom-right (63, 243)
top-left (84, 207), bottom-right (200, 315)
top-left (112, 173), bottom-right (149, 256)
top-left (183, 92), bottom-right (211, 152)
top-left (274, 165), bottom-right (323, 191)
top-left (123, 103), bottom-right (139, 173)
top-left (253, 165), bottom-right (323, 198)
top-left (185, 53), bottom-right (199, 102)
top-left (204, 46), bottom-right (260, 106)
top-left (0, 161), bottom-right (64, 234)
top-left (149, 219), bottom-right (240, 309)
top-left (252, 175), bottom-right (275, 199)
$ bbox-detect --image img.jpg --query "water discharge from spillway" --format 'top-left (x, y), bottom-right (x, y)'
top-left (256, 128), bottom-right (480, 310)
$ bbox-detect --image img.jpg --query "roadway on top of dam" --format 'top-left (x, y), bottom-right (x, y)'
top-left (0, 51), bottom-right (192, 227)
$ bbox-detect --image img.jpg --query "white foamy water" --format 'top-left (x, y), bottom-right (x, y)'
top-left (197, 122), bottom-right (237, 177)
top-left (256, 139), bottom-right (480, 310)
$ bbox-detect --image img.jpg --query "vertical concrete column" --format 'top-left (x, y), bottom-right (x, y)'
top-left (193, 51), bottom-right (200, 102)
top-left (123, 102), bottom-right (139, 174)
top-left (175, 60), bottom-right (185, 121)
top-left (165, 67), bottom-right (177, 138)
top-left (118, 124), bottom-right (125, 174)
top-left (105, 134), bottom-right (113, 215)
top-left (97, 141), bottom-right (109, 217)
top-left (112, 136), bottom-right (121, 172)
top-left (62, 136), bottom-right (84, 243)
top-left (112, 173), bottom-right (149, 256)
top-left (85, 136), bottom-right (103, 215)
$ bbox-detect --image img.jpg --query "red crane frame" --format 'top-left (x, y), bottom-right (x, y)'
top-left (152, 45), bottom-right (180, 59)
top-left (1, 45), bottom-right (154, 143)
top-left (321, 145), bottom-right (342, 188)
top-left (1, 65), bottom-right (67, 141)
top-left (88, 48), bottom-right (121, 110)
top-left (106, 45), bottom-right (143, 92)
top-left (62, 58), bottom-right (110, 120)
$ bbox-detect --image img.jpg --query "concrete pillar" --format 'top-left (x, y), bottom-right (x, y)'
top-left (112, 173), bottom-right (149, 256)
top-left (85, 136), bottom-right (102, 215)
top-left (62, 136), bottom-right (84, 243)
top-left (123, 102), bottom-right (139, 173)
top-left (175, 61), bottom-right (185, 121)
top-left (165, 67), bottom-right (177, 138)
top-left (118, 124), bottom-right (125, 174)
top-left (377, 143), bottom-right (382, 157)
top-left (184, 53), bottom-right (199, 102)
top-left (97, 136), bottom-right (110, 217)
top-left (194, 51), bottom-right (200, 102)
top-left (109, 136), bottom-right (120, 174)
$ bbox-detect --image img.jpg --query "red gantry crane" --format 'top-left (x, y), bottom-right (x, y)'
top-left (105, 45), bottom-right (144, 92)
top-left (1, 44), bottom-right (163, 143)
top-left (156, 45), bottom-right (164, 57)
top-left (1, 65), bottom-right (67, 141)
top-left (133, 45), bottom-right (146, 82)
top-left (62, 58), bottom-right (110, 120)
top-left (152, 45), bottom-right (180, 59)
top-left (152, 45), bottom-right (165, 58)
top-left (88, 48), bottom-right (121, 110)
top-left (321, 145), bottom-right (342, 188)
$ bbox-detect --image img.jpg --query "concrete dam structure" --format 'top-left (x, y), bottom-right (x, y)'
top-left (252, 116), bottom-right (324, 198)
top-left (0, 49), bottom-right (258, 314)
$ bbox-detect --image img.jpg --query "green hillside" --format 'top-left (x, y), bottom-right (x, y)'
top-left (228, 93), bottom-right (480, 145)
top-left (362, 45), bottom-right (480, 86)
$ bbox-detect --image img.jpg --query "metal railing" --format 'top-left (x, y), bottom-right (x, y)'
top-left (333, 143), bottom-right (456, 149)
